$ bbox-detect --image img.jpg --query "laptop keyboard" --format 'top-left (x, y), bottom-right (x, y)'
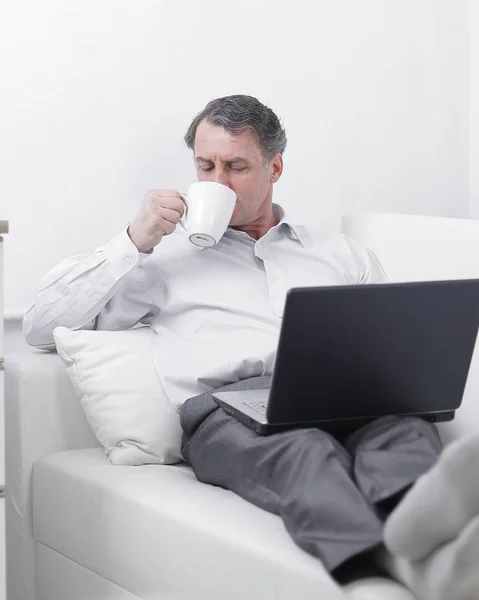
top-left (246, 401), bottom-right (268, 415)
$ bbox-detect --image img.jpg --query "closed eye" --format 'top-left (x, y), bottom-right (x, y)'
top-left (197, 163), bottom-right (247, 173)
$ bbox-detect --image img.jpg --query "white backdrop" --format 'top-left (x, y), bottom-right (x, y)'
top-left (0, 0), bottom-right (471, 316)
top-left (470, 0), bottom-right (479, 217)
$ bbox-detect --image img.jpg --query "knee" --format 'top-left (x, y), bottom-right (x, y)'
top-left (286, 428), bottom-right (352, 471)
top-left (180, 397), bottom-right (220, 440)
top-left (350, 415), bottom-right (443, 455)
top-left (402, 416), bottom-right (443, 454)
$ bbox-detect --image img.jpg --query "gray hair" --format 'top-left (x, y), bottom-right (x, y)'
top-left (184, 95), bottom-right (287, 163)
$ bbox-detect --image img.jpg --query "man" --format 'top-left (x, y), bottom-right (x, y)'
top-left (23, 95), bottom-right (479, 599)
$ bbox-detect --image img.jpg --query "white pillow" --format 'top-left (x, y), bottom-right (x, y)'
top-left (53, 325), bottom-right (183, 466)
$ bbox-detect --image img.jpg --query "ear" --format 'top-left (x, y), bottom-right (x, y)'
top-left (270, 154), bottom-right (283, 183)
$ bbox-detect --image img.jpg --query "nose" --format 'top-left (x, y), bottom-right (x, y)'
top-left (214, 166), bottom-right (231, 188)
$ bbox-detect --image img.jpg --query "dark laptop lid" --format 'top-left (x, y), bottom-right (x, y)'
top-left (267, 280), bottom-right (479, 424)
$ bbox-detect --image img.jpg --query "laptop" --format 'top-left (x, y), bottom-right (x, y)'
top-left (212, 280), bottom-right (479, 435)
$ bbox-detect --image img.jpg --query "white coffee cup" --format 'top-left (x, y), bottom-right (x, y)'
top-left (179, 181), bottom-right (237, 247)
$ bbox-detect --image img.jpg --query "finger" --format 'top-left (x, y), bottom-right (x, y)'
top-left (159, 189), bottom-right (182, 198)
top-left (160, 207), bottom-right (183, 224)
top-left (146, 189), bottom-right (181, 199)
top-left (162, 220), bottom-right (176, 236)
top-left (153, 195), bottom-right (185, 214)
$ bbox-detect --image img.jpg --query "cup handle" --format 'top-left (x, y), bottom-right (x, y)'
top-left (178, 193), bottom-right (187, 231)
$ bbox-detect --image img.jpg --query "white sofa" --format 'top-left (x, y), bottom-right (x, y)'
top-left (6, 212), bottom-right (479, 600)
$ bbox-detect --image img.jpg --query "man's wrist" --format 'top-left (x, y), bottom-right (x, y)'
top-left (127, 226), bottom-right (153, 254)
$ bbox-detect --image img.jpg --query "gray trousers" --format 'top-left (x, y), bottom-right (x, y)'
top-left (180, 376), bottom-right (443, 573)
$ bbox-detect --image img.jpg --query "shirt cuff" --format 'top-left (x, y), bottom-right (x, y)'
top-left (99, 229), bottom-right (152, 278)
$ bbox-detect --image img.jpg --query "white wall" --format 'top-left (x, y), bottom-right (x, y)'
top-left (470, 0), bottom-right (479, 217)
top-left (0, 0), bottom-right (471, 318)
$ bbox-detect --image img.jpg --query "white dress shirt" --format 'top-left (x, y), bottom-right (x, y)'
top-left (23, 205), bottom-right (387, 410)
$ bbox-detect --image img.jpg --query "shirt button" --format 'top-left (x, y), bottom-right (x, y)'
top-left (271, 274), bottom-right (279, 281)
top-left (125, 257), bottom-right (133, 267)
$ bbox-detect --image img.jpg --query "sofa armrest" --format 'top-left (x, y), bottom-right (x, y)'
top-left (5, 351), bottom-right (100, 462)
top-left (5, 350), bottom-right (99, 600)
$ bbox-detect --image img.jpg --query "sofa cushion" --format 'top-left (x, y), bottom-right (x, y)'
top-left (32, 449), bottom-right (410, 600)
top-left (53, 326), bottom-right (183, 465)
top-left (343, 578), bottom-right (415, 599)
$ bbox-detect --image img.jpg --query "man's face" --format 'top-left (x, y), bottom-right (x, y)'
top-left (193, 120), bottom-right (282, 227)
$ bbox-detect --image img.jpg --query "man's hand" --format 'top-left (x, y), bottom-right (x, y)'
top-left (128, 190), bottom-right (185, 253)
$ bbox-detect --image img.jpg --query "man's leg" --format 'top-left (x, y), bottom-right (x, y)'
top-left (181, 378), bottom-right (384, 573)
top-left (341, 417), bottom-right (479, 600)
top-left (332, 415), bottom-right (443, 583)
top-left (343, 415), bottom-right (443, 513)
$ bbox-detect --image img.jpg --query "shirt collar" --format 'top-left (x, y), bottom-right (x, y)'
top-left (224, 203), bottom-right (308, 247)
top-left (272, 203), bottom-right (307, 247)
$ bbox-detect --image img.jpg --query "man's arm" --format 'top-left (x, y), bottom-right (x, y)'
top-left (343, 236), bottom-right (389, 284)
top-left (22, 230), bottom-right (159, 350)
top-left (23, 188), bottom-right (186, 350)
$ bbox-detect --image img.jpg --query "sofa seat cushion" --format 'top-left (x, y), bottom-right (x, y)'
top-left (343, 578), bottom-right (416, 599)
top-left (33, 449), bottom-right (412, 600)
